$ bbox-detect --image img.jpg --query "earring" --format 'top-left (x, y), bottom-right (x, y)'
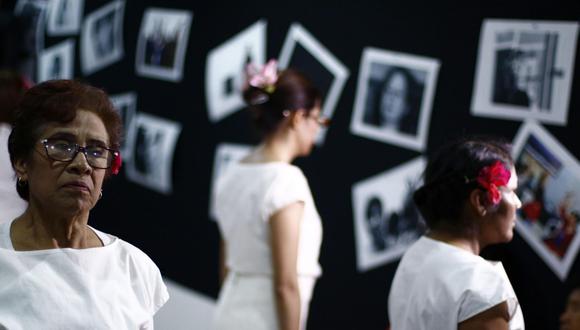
top-left (17, 177), bottom-right (27, 187)
top-left (99, 190), bottom-right (103, 200)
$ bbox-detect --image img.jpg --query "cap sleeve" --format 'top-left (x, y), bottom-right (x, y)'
top-left (262, 166), bottom-right (309, 221)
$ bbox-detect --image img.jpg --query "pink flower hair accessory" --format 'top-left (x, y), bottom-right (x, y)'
top-left (476, 160), bottom-right (511, 205)
top-left (111, 152), bottom-right (122, 175)
top-left (246, 59), bottom-right (278, 94)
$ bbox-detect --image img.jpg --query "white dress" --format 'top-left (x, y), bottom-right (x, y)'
top-left (388, 236), bottom-right (525, 330)
top-left (0, 219), bottom-right (169, 330)
top-left (213, 162), bottom-right (323, 330)
top-left (0, 123), bottom-right (27, 224)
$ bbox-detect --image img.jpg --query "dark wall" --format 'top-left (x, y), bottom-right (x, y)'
top-left (3, 1), bottom-right (579, 329)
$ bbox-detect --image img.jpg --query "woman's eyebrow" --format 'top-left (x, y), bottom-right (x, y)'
top-left (45, 132), bottom-right (76, 140)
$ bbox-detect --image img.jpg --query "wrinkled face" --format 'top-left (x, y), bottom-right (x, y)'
top-left (380, 72), bottom-right (409, 125)
top-left (482, 167), bottom-right (522, 244)
top-left (15, 110), bottom-right (109, 215)
top-left (561, 289), bottom-right (580, 330)
top-left (295, 106), bottom-right (323, 156)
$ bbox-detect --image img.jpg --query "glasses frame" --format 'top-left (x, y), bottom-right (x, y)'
top-left (39, 138), bottom-right (119, 170)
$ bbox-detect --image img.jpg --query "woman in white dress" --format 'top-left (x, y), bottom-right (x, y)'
top-left (388, 137), bottom-right (526, 329)
top-left (213, 60), bottom-right (328, 330)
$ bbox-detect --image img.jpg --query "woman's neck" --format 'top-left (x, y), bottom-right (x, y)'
top-left (427, 228), bottom-right (482, 255)
top-left (246, 133), bottom-right (297, 164)
top-left (10, 205), bottom-right (101, 250)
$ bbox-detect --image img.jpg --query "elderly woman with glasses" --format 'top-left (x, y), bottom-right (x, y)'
top-left (0, 80), bottom-right (168, 329)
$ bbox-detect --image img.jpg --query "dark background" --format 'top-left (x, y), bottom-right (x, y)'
top-left (2, 1), bottom-right (579, 329)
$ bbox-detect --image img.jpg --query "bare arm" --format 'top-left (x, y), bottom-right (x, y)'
top-left (270, 201), bottom-right (304, 330)
top-left (219, 239), bottom-right (229, 286)
top-left (458, 301), bottom-right (510, 330)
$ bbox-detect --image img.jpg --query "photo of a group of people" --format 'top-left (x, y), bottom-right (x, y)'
top-left (350, 48), bottom-right (440, 151)
top-left (512, 121), bottom-right (580, 280)
top-left (472, 19), bottom-right (578, 126)
top-left (352, 157), bottom-right (427, 272)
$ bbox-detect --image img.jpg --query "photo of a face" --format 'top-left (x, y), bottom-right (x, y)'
top-left (37, 39), bottom-right (75, 83)
top-left (512, 121), bottom-right (580, 280)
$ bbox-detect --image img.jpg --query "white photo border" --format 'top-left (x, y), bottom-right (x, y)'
top-left (46, 0), bottom-right (84, 36)
top-left (109, 92), bottom-right (138, 164)
top-left (37, 38), bottom-right (75, 82)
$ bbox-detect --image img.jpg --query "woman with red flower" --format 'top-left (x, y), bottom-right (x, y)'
top-left (0, 80), bottom-right (168, 328)
top-left (388, 137), bottom-right (525, 329)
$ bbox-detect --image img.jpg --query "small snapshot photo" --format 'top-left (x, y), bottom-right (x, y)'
top-left (14, 0), bottom-right (49, 52)
top-left (80, 0), bottom-right (125, 75)
top-left (37, 39), bottom-right (75, 82)
top-left (46, 0), bottom-right (84, 36)
top-left (125, 113), bottom-right (182, 195)
top-left (205, 20), bottom-right (266, 123)
top-left (109, 92), bottom-right (137, 163)
top-left (512, 121), bottom-right (580, 280)
top-left (135, 7), bottom-right (193, 82)
top-left (208, 143), bottom-right (252, 220)
top-left (350, 48), bottom-right (440, 151)
top-left (278, 23), bottom-right (350, 145)
top-left (352, 157), bottom-right (427, 272)
top-left (472, 19), bottom-right (578, 126)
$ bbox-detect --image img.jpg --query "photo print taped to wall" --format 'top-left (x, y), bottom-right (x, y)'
top-left (205, 20), bottom-right (266, 123)
top-left (135, 7), bottom-right (193, 82)
top-left (278, 23), bottom-right (350, 145)
top-left (46, 0), bottom-right (84, 36)
top-left (472, 19), bottom-right (578, 126)
top-left (37, 39), bottom-right (75, 83)
top-left (350, 48), bottom-right (440, 152)
top-left (109, 92), bottom-right (137, 164)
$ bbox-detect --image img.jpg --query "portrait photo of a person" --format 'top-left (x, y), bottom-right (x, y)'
top-left (92, 11), bottom-right (115, 58)
top-left (364, 66), bottom-right (423, 136)
top-left (493, 48), bottom-right (535, 108)
top-left (365, 196), bottom-right (387, 252)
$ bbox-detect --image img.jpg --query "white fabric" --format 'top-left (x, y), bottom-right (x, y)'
top-left (213, 162), bottom-right (323, 329)
top-left (0, 124), bottom-right (27, 224)
top-left (0, 219), bottom-right (169, 330)
top-left (388, 236), bottom-right (525, 330)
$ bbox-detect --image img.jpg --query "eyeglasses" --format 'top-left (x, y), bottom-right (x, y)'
top-left (40, 138), bottom-right (119, 170)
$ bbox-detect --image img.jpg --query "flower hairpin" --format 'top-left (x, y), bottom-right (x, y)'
top-left (246, 59), bottom-right (279, 94)
top-left (111, 152), bottom-right (122, 175)
top-left (474, 160), bottom-right (511, 205)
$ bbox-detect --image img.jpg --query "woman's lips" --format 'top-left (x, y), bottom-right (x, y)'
top-left (62, 181), bottom-right (90, 192)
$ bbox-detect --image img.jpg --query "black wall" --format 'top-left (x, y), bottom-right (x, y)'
top-left (3, 1), bottom-right (579, 329)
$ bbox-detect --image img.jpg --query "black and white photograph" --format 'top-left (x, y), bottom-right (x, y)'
top-left (208, 143), bottom-right (252, 220)
top-left (125, 113), bottom-right (182, 195)
top-left (37, 39), bottom-right (74, 82)
top-left (350, 48), bottom-right (439, 151)
top-left (80, 0), bottom-right (124, 75)
top-left (109, 92), bottom-right (137, 164)
top-left (205, 20), bottom-right (266, 123)
top-left (46, 0), bottom-right (84, 36)
top-left (472, 19), bottom-right (578, 126)
top-left (14, 0), bottom-right (49, 58)
top-left (278, 23), bottom-right (349, 145)
top-left (135, 7), bottom-right (193, 82)
top-left (352, 157), bottom-right (427, 272)
top-left (512, 121), bottom-right (580, 280)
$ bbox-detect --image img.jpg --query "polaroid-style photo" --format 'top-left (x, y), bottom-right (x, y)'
top-left (472, 19), bottom-right (578, 126)
top-left (109, 92), bottom-right (137, 163)
top-left (208, 143), bottom-right (252, 220)
top-left (14, 0), bottom-right (49, 54)
top-left (37, 39), bottom-right (75, 82)
top-left (80, 0), bottom-right (124, 75)
top-left (350, 48), bottom-right (440, 151)
top-left (352, 157), bottom-right (427, 272)
top-left (125, 113), bottom-right (182, 195)
top-left (46, 0), bottom-right (84, 36)
top-left (278, 23), bottom-right (350, 145)
top-left (135, 7), bottom-right (193, 82)
top-left (512, 121), bottom-right (580, 280)
top-left (205, 19), bottom-right (266, 123)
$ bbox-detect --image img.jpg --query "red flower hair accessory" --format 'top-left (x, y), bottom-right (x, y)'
top-left (111, 152), bottom-right (122, 175)
top-left (476, 160), bottom-right (511, 205)
top-left (246, 59), bottom-right (278, 94)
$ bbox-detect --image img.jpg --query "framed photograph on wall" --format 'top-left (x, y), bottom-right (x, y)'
top-left (135, 8), bottom-right (193, 82)
top-left (80, 0), bottom-right (125, 75)
top-left (472, 19), bottom-right (578, 126)
top-left (208, 143), bottom-right (252, 220)
top-left (350, 48), bottom-right (440, 151)
top-left (512, 120), bottom-right (580, 280)
top-left (352, 157), bottom-right (427, 272)
top-left (125, 113), bottom-right (182, 195)
top-left (278, 23), bottom-right (349, 145)
top-left (109, 92), bottom-right (137, 163)
top-left (37, 39), bottom-right (75, 82)
top-left (46, 0), bottom-right (84, 36)
top-left (205, 20), bottom-right (266, 123)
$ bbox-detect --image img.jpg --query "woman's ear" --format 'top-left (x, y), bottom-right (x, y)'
top-left (13, 158), bottom-right (28, 181)
top-left (290, 109), bottom-right (306, 128)
top-left (468, 188), bottom-right (488, 217)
